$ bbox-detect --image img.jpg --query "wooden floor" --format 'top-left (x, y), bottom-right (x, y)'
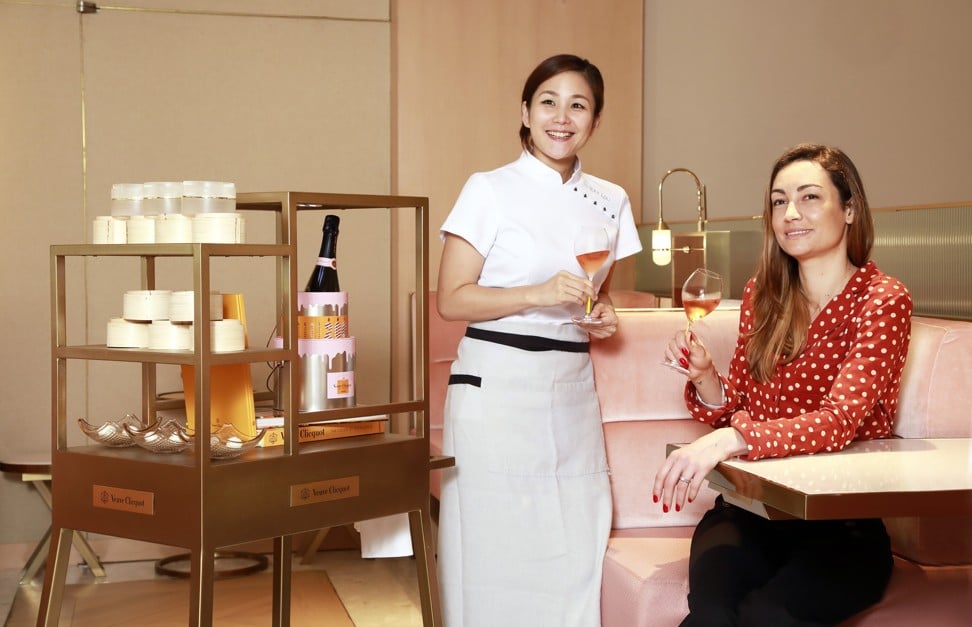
top-left (1, 549), bottom-right (423, 626)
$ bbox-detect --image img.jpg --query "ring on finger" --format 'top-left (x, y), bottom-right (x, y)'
top-left (679, 476), bottom-right (691, 484)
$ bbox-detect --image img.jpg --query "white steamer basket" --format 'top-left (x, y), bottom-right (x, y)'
top-left (156, 214), bottom-right (193, 243)
top-left (143, 181), bottom-right (183, 215)
top-left (92, 216), bottom-right (128, 244)
top-left (126, 215), bottom-right (156, 244)
top-left (122, 290), bottom-right (172, 321)
top-left (182, 181), bottom-right (236, 215)
top-left (169, 291), bottom-right (223, 323)
top-left (148, 320), bottom-right (193, 350)
top-left (106, 318), bottom-right (150, 348)
top-left (211, 319), bottom-right (245, 352)
top-left (192, 212), bottom-right (243, 243)
top-left (110, 183), bottom-right (145, 217)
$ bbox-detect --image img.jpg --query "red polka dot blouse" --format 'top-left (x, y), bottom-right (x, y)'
top-left (685, 260), bottom-right (913, 460)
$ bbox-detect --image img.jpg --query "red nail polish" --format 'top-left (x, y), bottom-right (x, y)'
top-left (675, 504), bottom-right (681, 512)
top-left (681, 347), bottom-right (690, 357)
top-left (652, 494), bottom-right (658, 503)
top-left (663, 504), bottom-right (669, 513)
top-left (687, 497), bottom-right (693, 503)
top-left (679, 358), bottom-right (688, 367)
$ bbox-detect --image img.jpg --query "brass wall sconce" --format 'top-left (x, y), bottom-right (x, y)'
top-left (652, 168), bottom-right (707, 266)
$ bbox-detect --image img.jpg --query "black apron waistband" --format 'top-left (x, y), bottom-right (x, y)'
top-left (464, 326), bottom-right (589, 353)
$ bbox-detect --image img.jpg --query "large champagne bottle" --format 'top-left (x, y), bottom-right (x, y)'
top-left (305, 214), bottom-right (340, 292)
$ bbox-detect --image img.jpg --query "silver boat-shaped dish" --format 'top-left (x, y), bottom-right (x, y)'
top-left (209, 424), bottom-right (266, 459)
top-left (125, 418), bottom-right (193, 454)
top-left (78, 414), bottom-right (142, 447)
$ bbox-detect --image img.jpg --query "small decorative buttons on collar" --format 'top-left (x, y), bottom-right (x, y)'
top-left (574, 182), bottom-right (616, 220)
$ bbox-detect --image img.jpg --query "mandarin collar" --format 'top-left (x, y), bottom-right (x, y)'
top-left (517, 150), bottom-right (583, 186)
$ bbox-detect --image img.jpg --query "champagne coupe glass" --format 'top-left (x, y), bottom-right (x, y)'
top-left (661, 268), bottom-right (723, 374)
top-left (571, 225), bottom-right (611, 326)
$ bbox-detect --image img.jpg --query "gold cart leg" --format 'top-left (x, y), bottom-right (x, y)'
top-left (409, 508), bottom-right (442, 626)
top-left (35, 527), bottom-right (73, 627)
top-left (272, 536), bottom-right (293, 627)
top-left (69, 531), bottom-right (106, 577)
top-left (188, 547), bottom-right (216, 626)
top-left (31, 479), bottom-right (106, 578)
top-left (299, 527), bottom-right (331, 564)
top-left (20, 527), bottom-right (51, 584)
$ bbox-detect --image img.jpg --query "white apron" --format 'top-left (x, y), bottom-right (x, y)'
top-left (437, 320), bottom-right (612, 627)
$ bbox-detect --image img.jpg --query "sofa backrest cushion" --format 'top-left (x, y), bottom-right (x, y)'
top-left (595, 310), bottom-right (972, 438)
top-left (886, 315), bottom-right (972, 565)
top-left (592, 308), bottom-right (740, 423)
top-left (418, 291), bottom-right (467, 430)
top-left (593, 308), bottom-right (737, 529)
top-left (894, 315), bottom-right (972, 438)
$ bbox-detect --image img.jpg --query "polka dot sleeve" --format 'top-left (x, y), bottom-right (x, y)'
top-left (685, 262), bottom-right (913, 461)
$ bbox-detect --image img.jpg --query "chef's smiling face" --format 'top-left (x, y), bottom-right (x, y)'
top-left (770, 159), bottom-right (854, 262)
top-left (521, 70), bottom-right (600, 180)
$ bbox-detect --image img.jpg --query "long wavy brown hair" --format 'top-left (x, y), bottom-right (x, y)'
top-left (745, 144), bottom-right (874, 382)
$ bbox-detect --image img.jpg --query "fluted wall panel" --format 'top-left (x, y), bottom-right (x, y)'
top-left (872, 205), bottom-right (972, 320)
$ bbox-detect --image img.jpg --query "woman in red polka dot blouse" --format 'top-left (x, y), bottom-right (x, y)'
top-left (653, 144), bottom-right (913, 626)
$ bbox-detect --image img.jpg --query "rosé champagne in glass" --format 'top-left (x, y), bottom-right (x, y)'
top-left (571, 226), bottom-right (611, 326)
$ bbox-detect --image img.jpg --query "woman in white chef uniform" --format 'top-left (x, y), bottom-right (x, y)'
top-left (436, 54), bottom-right (642, 626)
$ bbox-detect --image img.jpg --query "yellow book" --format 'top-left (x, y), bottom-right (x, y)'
top-left (257, 419), bottom-right (385, 448)
top-left (182, 293), bottom-right (256, 437)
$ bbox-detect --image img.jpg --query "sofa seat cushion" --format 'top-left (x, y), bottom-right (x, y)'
top-left (602, 530), bottom-right (972, 627)
top-left (601, 526), bottom-right (695, 627)
top-left (840, 557), bottom-right (972, 626)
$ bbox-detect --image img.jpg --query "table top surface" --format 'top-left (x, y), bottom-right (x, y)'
top-left (0, 452), bottom-right (52, 475)
top-left (701, 437), bottom-right (972, 520)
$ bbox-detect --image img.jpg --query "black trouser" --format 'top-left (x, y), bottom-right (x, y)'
top-left (680, 496), bottom-right (892, 627)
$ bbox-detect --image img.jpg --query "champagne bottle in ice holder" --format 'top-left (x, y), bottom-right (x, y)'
top-left (299, 214), bottom-right (349, 340)
top-left (295, 214), bottom-right (355, 410)
top-left (305, 214), bottom-right (340, 292)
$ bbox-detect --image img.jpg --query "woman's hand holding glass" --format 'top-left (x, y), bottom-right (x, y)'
top-left (664, 329), bottom-right (713, 378)
top-left (661, 268), bottom-right (723, 375)
top-left (534, 269), bottom-right (596, 308)
top-left (576, 300), bottom-right (618, 337)
top-left (538, 269), bottom-right (617, 335)
top-left (664, 324), bottom-right (727, 407)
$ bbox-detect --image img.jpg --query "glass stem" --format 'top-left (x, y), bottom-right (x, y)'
top-left (586, 273), bottom-right (595, 315)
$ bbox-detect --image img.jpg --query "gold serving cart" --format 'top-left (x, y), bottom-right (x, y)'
top-left (39, 193), bottom-right (450, 625)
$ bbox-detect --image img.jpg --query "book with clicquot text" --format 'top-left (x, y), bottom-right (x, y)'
top-left (255, 414), bottom-right (386, 447)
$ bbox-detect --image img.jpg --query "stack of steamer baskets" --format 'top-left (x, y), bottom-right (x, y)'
top-left (296, 291), bottom-right (355, 411)
top-left (106, 290), bottom-right (243, 353)
top-left (91, 181), bottom-right (243, 245)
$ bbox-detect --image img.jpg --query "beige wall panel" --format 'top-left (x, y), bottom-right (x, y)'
top-left (79, 8), bottom-right (393, 426)
top-left (389, 0), bottom-right (643, 408)
top-left (644, 0), bottom-right (972, 226)
top-left (0, 1), bottom-right (391, 544)
top-left (0, 3), bottom-right (85, 546)
top-left (393, 0), bottom-right (644, 292)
